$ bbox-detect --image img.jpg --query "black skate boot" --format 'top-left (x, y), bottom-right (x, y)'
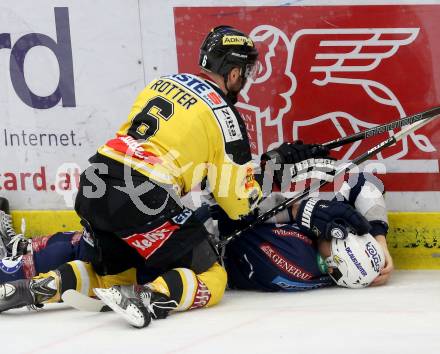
top-left (148, 290), bottom-right (178, 320)
top-left (0, 277), bottom-right (57, 313)
top-left (0, 197), bottom-right (10, 214)
top-left (93, 285), bottom-right (177, 328)
top-left (0, 209), bottom-right (14, 259)
top-left (0, 209), bottom-right (30, 258)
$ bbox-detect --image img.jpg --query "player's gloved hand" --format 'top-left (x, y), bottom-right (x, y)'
top-left (261, 141), bottom-right (329, 165)
top-left (295, 198), bottom-right (371, 240)
top-left (289, 157), bottom-right (336, 183)
top-left (261, 141), bottom-right (334, 188)
top-left (368, 220), bottom-right (389, 237)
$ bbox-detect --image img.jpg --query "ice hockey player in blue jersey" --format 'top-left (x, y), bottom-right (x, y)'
top-left (222, 222), bottom-right (335, 291)
top-left (215, 172), bottom-right (393, 291)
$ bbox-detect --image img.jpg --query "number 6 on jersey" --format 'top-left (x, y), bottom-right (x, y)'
top-left (128, 96), bottom-right (174, 141)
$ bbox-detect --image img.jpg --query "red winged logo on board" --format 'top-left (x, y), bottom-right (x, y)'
top-left (174, 5), bottom-right (440, 191)
top-left (238, 26), bottom-right (436, 176)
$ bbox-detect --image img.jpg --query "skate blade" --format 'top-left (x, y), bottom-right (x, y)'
top-left (93, 288), bottom-right (150, 328)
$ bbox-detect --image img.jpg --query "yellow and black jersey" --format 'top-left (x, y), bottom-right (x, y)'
top-left (98, 73), bottom-right (262, 219)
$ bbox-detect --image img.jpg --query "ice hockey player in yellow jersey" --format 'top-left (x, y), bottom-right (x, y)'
top-left (0, 26), bottom-right (341, 328)
top-left (97, 73), bottom-right (262, 219)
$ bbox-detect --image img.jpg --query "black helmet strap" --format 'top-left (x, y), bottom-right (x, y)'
top-left (223, 72), bottom-right (237, 104)
top-left (223, 68), bottom-right (246, 105)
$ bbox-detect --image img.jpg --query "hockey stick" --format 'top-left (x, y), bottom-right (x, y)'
top-left (62, 290), bottom-right (110, 312)
top-left (323, 106), bottom-right (440, 150)
top-left (217, 112), bottom-right (439, 249)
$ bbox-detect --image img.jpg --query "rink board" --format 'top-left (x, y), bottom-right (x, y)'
top-left (10, 210), bottom-right (440, 270)
top-left (2, 1), bottom-right (440, 213)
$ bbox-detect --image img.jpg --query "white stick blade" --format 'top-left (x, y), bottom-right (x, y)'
top-left (62, 289), bottom-right (107, 312)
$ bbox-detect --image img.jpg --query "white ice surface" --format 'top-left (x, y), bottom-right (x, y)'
top-left (1, 271), bottom-right (439, 354)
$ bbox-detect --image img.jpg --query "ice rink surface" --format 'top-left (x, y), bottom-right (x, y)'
top-left (1, 270), bottom-right (439, 354)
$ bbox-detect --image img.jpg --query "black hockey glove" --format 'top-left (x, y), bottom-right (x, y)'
top-left (295, 198), bottom-right (371, 240)
top-left (368, 220), bottom-right (389, 237)
top-left (261, 141), bottom-right (333, 188)
top-left (261, 141), bottom-right (329, 165)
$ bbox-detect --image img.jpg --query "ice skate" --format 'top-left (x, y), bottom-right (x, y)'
top-left (94, 283), bottom-right (178, 328)
top-left (0, 210), bottom-right (30, 258)
top-left (0, 277), bottom-right (57, 313)
top-left (0, 210), bottom-right (15, 258)
top-left (94, 285), bottom-right (152, 328)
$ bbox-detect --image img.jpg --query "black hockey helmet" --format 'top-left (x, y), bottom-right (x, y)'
top-left (199, 25), bottom-right (259, 79)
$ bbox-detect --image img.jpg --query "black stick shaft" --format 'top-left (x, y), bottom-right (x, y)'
top-left (323, 106), bottom-right (440, 150)
top-left (217, 113), bottom-right (439, 249)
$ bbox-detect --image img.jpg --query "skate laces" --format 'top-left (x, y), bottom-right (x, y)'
top-left (0, 211), bottom-right (16, 240)
top-left (1, 215), bottom-right (30, 257)
top-left (7, 234), bottom-right (29, 257)
top-left (137, 286), bottom-right (165, 318)
top-left (142, 287), bottom-right (178, 319)
top-left (137, 286), bottom-right (152, 307)
top-left (149, 301), bottom-right (178, 320)
top-left (26, 303), bottom-right (44, 311)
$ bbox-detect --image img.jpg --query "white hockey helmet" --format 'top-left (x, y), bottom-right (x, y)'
top-left (325, 232), bottom-right (385, 288)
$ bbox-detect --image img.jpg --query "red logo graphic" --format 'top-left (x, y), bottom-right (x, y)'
top-left (272, 228), bottom-right (313, 245)
top-left (23, 253), bottom-right (36, 279)
top-left (174, 5), bottom-right (440, 191)
top-left (106, 134), bottom-right (162, 164)
top-left (124, 221), bottom-right (179, 260)
top-left (260, 243), bottom-right (313, 280)
top-left (31, 236), bottom-right (51, 252)
top-left (190, 278), bottom-right (211, 309)
top-left (207, 91), bottom-right (222, 105)
top-left (244, 166), bottom-right (256, 190)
